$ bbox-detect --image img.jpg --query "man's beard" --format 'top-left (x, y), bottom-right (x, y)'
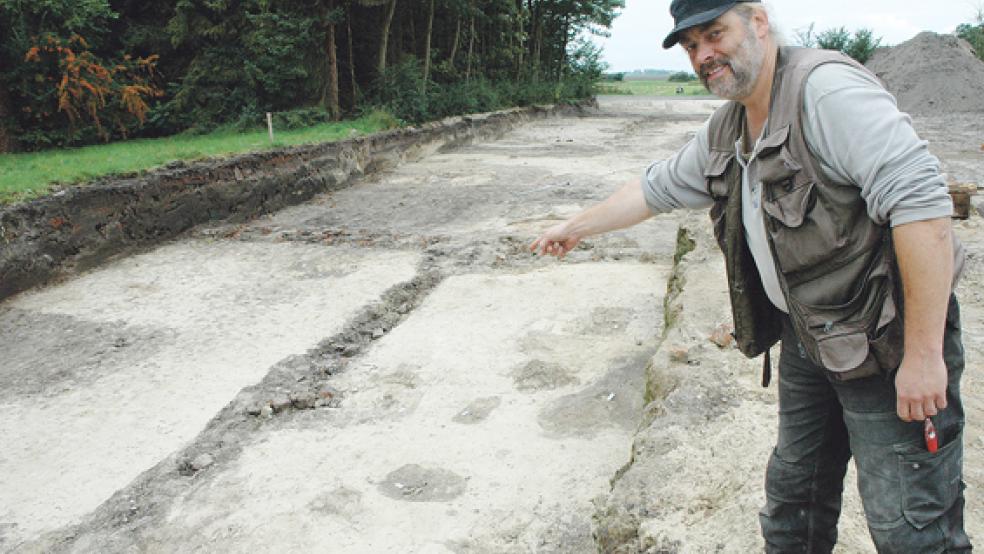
top-left (698, 28), bottom-right (765, 100)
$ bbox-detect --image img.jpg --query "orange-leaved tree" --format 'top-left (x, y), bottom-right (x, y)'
top-left (23, 33), bottom-right (163, 144)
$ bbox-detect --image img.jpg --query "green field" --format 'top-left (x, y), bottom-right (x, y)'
top-left (0, 112), bottom-right (395, 205)
top-left (595, 79), bottom-right (709, 96)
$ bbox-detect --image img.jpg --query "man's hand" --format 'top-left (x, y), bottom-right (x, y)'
top-left (530, 223), bottom-right (580, 258)
top-left (528, 178), bottom-right (654, 260)
top-left (895, 353), bottom-right (948, 422)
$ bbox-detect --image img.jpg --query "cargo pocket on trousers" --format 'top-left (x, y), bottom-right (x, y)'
top-left (896, 424), bottom-right (963, 529)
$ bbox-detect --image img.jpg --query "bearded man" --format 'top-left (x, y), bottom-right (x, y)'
top-left (531, 0), bottom-right (971, 551)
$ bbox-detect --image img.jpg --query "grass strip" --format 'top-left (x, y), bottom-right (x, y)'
top-left (0, 113), bottom-right (394, 205)
top-left (595, 79), bottom-right (709, 96)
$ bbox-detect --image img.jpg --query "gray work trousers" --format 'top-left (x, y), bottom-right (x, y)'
top-left (759, 294), bottom-right (972, 553)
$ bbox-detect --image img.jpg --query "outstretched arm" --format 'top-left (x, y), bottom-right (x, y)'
top-left (529, 178), bottom-right (653, 258)
top-left (893, 216), bottom-right (954, 422)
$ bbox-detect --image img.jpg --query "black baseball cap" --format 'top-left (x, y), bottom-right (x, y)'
top-left (662, 0), bottom-right (760, 49)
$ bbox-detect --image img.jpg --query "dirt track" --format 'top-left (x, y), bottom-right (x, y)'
top-left (0, 97), bottom-right (981, 553)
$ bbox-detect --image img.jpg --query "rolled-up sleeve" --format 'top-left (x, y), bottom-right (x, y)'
top-left (803, 64), bottom-right (953, 227)
top-left (641, 120), bottom-right (714, 214)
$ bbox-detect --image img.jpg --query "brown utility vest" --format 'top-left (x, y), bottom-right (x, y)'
top-left (705, 47), bottom-right (905, 383)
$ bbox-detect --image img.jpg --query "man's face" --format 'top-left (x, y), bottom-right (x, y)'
top-left (678, 10), bottom-right (766, 101)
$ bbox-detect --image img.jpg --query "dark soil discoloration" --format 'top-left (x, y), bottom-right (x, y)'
top-left (307, 486), bottom-right (363, 518)
top-left (378, 464), bottom-right (468, 502)
top-left (537, 351), bottom-right (650, 437)
top-left (238, 269), bottom-right (444, 417)
top-left (453, 397), bottom-right (502, 424)
top-left (0, 308), bottom-right (174, 400)
top-left (585, 307), bottom-right (635, 334)
top-left (511, 359), bottom-right (580, 392)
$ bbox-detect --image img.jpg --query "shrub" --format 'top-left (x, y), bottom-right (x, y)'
top-left (796, 24), bottom-right (882, 64)
top-left (362, 108), bottom-right (400, 130)
top-left (668, 71), bottom-right (696, 82)
top-left (428, 79), bottom-right (503, 120)
top-left (367, 58), bottom-right (429, 124)
top-left (841, 29), bottom-right (881, 64)
top-left (14, 33), bottom-right (163, 150)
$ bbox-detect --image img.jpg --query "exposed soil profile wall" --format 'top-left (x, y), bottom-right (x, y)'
top-left (592, 212), bottom-right (778, 553)
top-left (0, 102), bottom-right (595, 302)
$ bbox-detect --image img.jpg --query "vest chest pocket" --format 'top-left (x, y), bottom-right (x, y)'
top-left (756, 129), bottom-right (845, 275)
top-left (705, 150), bottom-right (734, 246)
top-left (704, 150), bottom-right (734, 200)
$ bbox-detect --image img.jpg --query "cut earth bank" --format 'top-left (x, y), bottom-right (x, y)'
top-left (0, 96), bottom-right (981, 553)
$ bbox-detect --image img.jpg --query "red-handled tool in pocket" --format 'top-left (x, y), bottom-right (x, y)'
top-left (924, 418), bottom-right (939, 454)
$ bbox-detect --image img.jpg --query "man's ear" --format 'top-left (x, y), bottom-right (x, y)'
top-left (751, 8), bottom-right (770, 40)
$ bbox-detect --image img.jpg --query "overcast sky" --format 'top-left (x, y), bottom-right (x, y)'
top-left (594, 0), bottom-right (983, 71)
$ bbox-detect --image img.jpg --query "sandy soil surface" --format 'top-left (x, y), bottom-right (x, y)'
top-left (0, 97), bottom-right (719, 552)
top-left (1, 97), bottom-right (980, 553)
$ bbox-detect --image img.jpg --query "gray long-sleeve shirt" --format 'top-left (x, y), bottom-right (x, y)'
top-left (641, 62), bottom-right (954, 311)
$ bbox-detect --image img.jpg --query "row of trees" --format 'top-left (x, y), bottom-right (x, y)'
top-left (0, 0), bottom-right (624, 152)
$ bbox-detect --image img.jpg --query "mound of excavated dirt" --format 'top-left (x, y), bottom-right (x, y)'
top-left (866, 31), bottom-right (984, 115)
